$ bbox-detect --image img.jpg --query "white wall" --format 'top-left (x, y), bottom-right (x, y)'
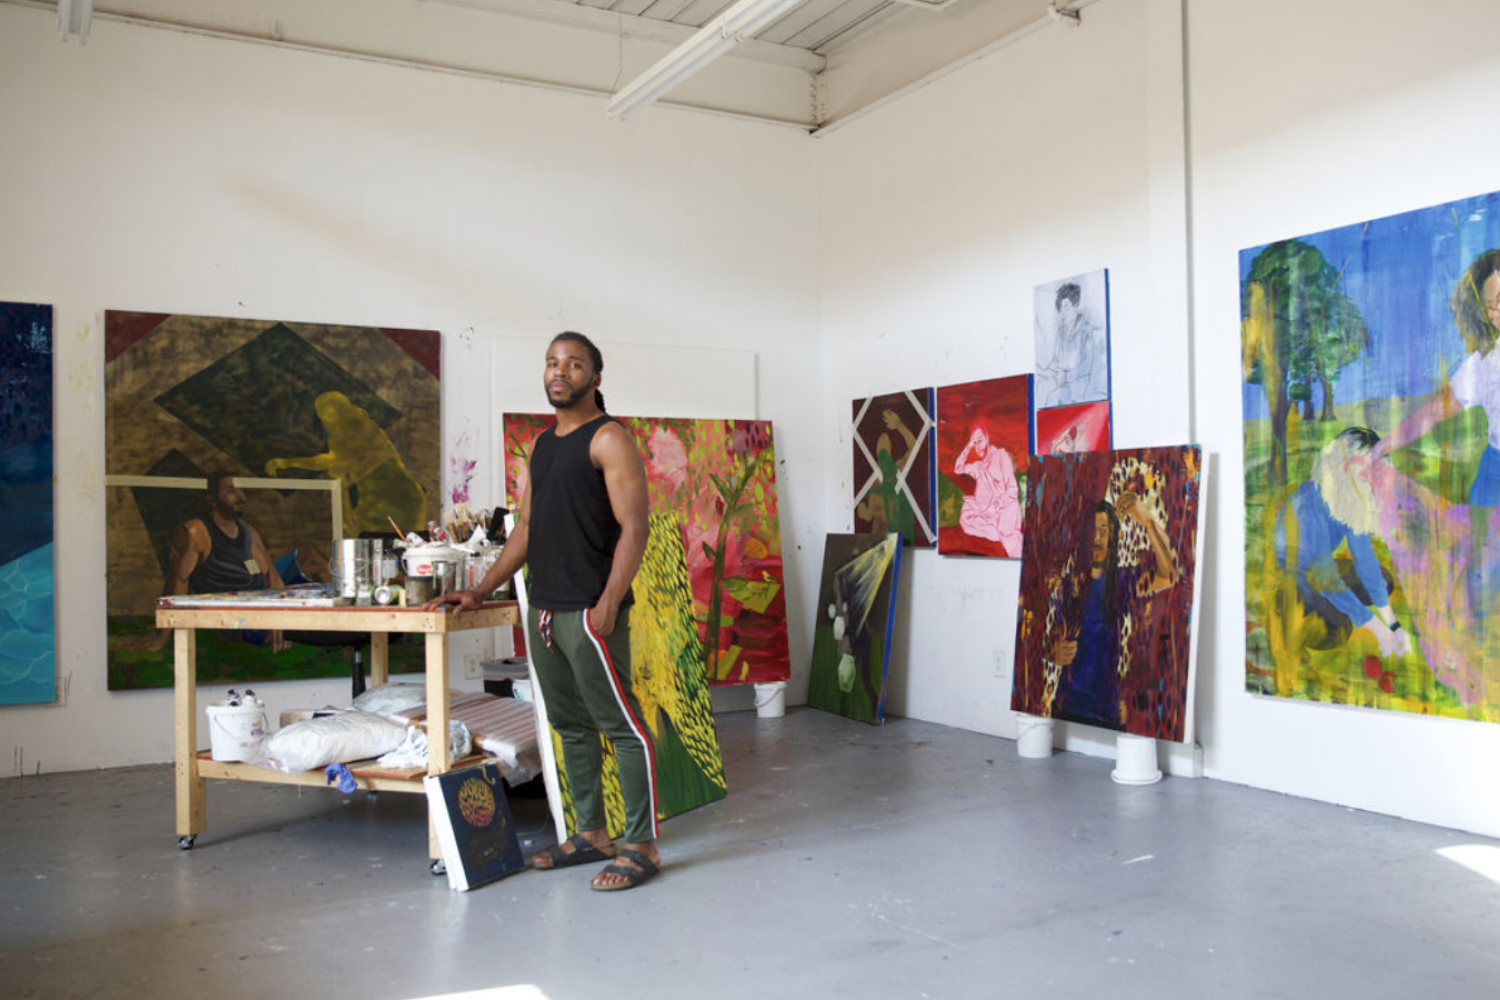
top-left (0, 3), bottom-right (821, 774)
top-left (816, 0), bottom-right (1189, 757)
top-left (818, 0), bottom-right (1500, 839)
top-left (1190, 0), bottom-right (1500, 837)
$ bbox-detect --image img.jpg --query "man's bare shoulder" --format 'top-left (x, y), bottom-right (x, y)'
top-left (173, 517), bottom-right (211, 548)
top-left (592, 419), bottom-right (642, 462)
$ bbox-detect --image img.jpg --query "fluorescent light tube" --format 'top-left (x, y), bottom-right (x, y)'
top-left (605, 0), bottom-right (806, 120)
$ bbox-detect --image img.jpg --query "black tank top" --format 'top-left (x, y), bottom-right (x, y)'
top-left (188, 516), bottom-right (264, 593)
top-left (527, 414), bottom-right (633, 612)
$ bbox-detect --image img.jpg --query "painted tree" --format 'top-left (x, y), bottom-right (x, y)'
top-left (1242, 239), bottom-right (1368, 485)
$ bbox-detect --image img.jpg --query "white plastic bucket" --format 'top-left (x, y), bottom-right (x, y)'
top-left (1111, 733), bottom-right (1163, 785)
top-left (1015, 713), bottom-right (1055, 758)
top-left (753, 681), bottom-right (787, 719)
top-left (205, 703), bottom-right (269, 762)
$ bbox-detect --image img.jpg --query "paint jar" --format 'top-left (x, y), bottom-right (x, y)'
top-left (406, 574), bottom-right (437, 605)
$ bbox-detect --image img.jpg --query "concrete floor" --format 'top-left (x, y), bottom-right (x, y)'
top-left (3, 709), bottom-right (1499, 1000)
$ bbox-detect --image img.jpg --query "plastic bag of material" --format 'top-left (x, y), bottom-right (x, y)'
top-left (351, 683), bottom-right (429, 717)
top-left (374, 721), bottom-right (472, 769)
top-left (256, 710), bottom-right (407, 774)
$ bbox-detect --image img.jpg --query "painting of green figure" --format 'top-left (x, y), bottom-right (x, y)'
top-left (551, 512), bottom-right (727, 838)
top-left (807, 533), bottom-right (903, 725)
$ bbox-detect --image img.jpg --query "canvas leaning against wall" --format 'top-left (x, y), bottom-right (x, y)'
top-left (1034, 269), bottom-right (1111, 410)
top-left (504, 413), bottom-right (790, 686)
top-left (542, 512), bottom-right (727, 838)
top-left (807, 533), bottom-right (903, 725)
top-left (1012, 446), bottom-right (1205, 742)
top-left (1242, 189), bottom-right (1500, 723)
top-left (935, 375), bottom-right (1033, 558)
top-left (0, 303), bottom-right (55, 706)
top-left (104, 312), bottom-right (441, 690)
top-left (852, 389), bottom-right (937, 547)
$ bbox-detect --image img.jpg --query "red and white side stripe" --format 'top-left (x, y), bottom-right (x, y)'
top-left (582, 614), bottom-right (659, 839)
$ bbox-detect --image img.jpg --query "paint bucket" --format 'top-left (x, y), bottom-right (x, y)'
top-left (1014, 713), bottom-right (1055, 758)
top-left (403, 544), bottom-right (463, 597)
top-left (1111, 733), bottom-right (1163, 785)
top-left (205, 701), bottom-right (269, 762)
top-left (753, 681), bottom-right (787, 719)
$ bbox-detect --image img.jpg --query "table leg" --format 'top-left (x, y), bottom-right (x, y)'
top-left (425, 632), bottom-right (450, 860)
top-left (370, 632), bottom-right (389, 687)
top-left (174, 628), bottom-right (205, 840)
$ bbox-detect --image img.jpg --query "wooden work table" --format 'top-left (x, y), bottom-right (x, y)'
top-left (161, 600), bottom-right (519, 862)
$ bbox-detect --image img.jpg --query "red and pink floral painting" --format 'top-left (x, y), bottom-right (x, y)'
top-left (935, 376), bottom-right (1034, 558)
top-left (504, 413), bottom-right (789, 686)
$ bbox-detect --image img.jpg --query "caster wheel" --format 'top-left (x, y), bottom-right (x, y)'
top-left (429, 859), bottom-right (447, 876)
top-left (177, 835), bottom-right (196, 851)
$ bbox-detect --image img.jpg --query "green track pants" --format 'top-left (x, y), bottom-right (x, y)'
top-left (527, 605), bottom-right (659, 843)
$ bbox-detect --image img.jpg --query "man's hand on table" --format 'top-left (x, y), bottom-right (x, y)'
top-left (424, 589), bottom-right (483, 613)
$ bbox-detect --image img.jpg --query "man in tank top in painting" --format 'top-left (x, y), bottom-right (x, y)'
top-left (120, 472), bottom-right (287, 652)
top-left (428, 332), bottom-right (657, 891)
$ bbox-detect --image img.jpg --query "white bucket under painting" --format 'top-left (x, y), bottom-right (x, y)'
top-left (1014, 713), bottom-right (1055, 758)
top-left (1111, 734), bottom-right (1163, 785)
top-left (205, 703), bottom-right (268, 762)
top-left (753, 681), bottom-right (787, 719)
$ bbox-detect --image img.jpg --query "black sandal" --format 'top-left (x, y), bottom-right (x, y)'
top-left (590, 848), bottom-right (659, 891)
top-left (531, 834), bottom-right (616, 870)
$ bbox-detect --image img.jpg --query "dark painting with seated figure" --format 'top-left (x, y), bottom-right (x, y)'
top-left (104, 311), bottom-right (440, 689)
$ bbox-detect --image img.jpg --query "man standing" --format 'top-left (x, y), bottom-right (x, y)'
top-left (430, 332), bottom-right (656, 891)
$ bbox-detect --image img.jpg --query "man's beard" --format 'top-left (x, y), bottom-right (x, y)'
top-left (547, 381), bottom-right (591, 409)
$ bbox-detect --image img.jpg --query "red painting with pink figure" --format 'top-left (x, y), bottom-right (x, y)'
top-left (1036, 400), bottom-right (1112, 456)
top-left (504, 413), bottom-right (789, 686)
top-left (935, 375), bottom-right (1034, 558)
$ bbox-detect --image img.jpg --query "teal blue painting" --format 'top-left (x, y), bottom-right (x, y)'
top-left (0, 302), bottom-right (55, 706)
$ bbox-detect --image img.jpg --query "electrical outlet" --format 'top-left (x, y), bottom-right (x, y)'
top-left (993, 646), bottom-right (1011, 679)
top-left (464, 654), bottom-right (483, 680)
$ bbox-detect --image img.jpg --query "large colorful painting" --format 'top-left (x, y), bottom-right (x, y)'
top-left (543, 513), bottom-right (727, 837)
top-left (935, 375), bottom-right (1033, 558)
top-left (0, 303), bottom-right (55, 706)
top-left (807, 533), bottom-right (902, 725)
top-left (1034, 269), bottom-right (1111, 409)
top-left (1036, 400), bottom-right (1112, 456)
top-left (1012, 446), bottom-right (1204, 741)
top-left (504, 413), bottom-right (789, 685)
top-left (104, 312), bottom-right (441, 689)
top-left (852, 389), bottom-right (937, 547)
top-left (1243, 190), bottom-right (1500, 722)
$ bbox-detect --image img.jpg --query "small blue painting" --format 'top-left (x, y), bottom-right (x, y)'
top-left (0, 302), bottom-right (55, 706)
